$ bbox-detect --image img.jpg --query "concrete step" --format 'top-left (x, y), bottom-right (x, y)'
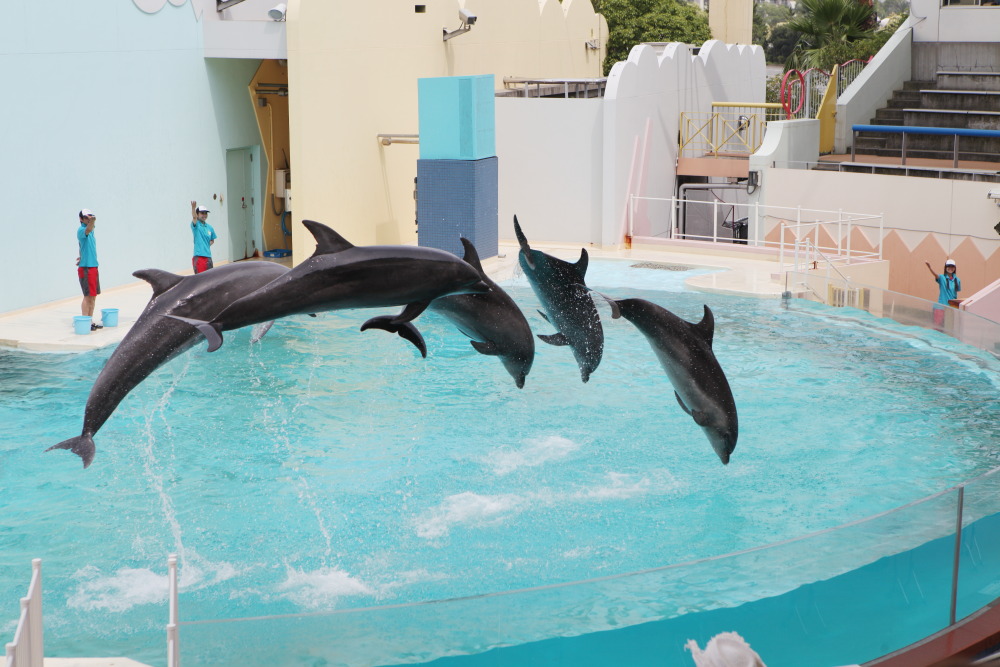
top-left (901, 108), bottom-right (1000, 129)
top-left (848, 145), bottom-right (1000, 164)
top-left (874, 107), bottom-right (906, 122)
top-left (875, 131), bottom-right (1000, 150)
top-left (937, 71), bottom-right (1000, 92)
top-left (854, 135), bottom-right (888, 149)
top-left (920, 90), bottom-right (1000, 112)
top-left (832, 162), bottom-right (1000, 182)
top-left (903, 79), bottom-right (936, 91)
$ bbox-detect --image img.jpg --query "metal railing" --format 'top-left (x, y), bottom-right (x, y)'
top-left (679, 105), bottom-right (784, 159)
top-left (627, 195), bottom-right (884, 273)
top-left (499, 77), bottom-right (607, 98)
top-left (779, 59), bottom-right (871, 121)
top-left (4, 560), bottom-right (43, 667)
top-left (852, 124), bottom-right (1000, 167)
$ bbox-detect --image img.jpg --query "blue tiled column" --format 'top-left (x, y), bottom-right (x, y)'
top-left (416, 74), bottom-right (498, 259)
top-left (417, 157), bottom-right (498, 258)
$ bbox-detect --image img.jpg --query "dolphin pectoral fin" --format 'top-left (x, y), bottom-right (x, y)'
top-left (308, 313), bottom-right (318, 317)
top-left (674, 392), bottom-right (692, 416)
top-left (303, 220), bottom-right (354, 256)
top-left (133, 269), bottom-right (184, 298)
top-left (165, 315), bottom-right (225, 352)
top-left (393, 301), bottom-right (430, 324)
top-left (513, 216), bottom-right (536, 269)
top-left (538, 333), bottom-right (569, 346)
top-left (250, 321), bottom-right (276, 343)
top-left (47, 434), bottom-right (96, 469)
top-left (537, 310), bottom-right (551, 324)
top-left (470, 340), bottom-right (501, 356)
top-left (360, 316), bottom-right (428, 358)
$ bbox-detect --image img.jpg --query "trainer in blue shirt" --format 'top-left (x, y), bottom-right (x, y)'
top-left (190, 200), bottom-right (218, 274)
top-left (76, 208), bottom-right (102, 330)
top-left (925, 258), bottom-right (961, 327)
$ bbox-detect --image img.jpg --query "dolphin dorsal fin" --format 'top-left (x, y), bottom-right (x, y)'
top-left (133, 269), bottom-right (184, 298)
top-left (574, 248), bottom-right (589, 278)
top-left (460, 238), bottom-right (485, 275)
top-left (303, 220), bottom-right (354, 256)
top-left (694, 304), bottom-right (715, 347)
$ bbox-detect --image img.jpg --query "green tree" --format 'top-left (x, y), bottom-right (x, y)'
top-left (805, 11), bottom-right (906, 69)
top-left (599, 0), bottom-right (713, 75)
top-left (784, 0), bottom-right (876, 69)
top-left (766, 22), bottom-right (801, 64)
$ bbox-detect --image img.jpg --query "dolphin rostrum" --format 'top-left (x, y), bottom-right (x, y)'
top-left (171, 219), bottom-right (490, 353)
top-left (48, 261), bottom-right (291, 468)
top-left (423, 237), bottom-right (535, 388)
top-left (513, 215), bottom-right (603, 383)
top-left (612, 298), bottom-right (738, 464)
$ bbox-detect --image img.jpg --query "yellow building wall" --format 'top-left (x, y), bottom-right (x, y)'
top-left (286, 0), bottom-right (607, 261)
top-left (709, 0), bottom-right (753, 45)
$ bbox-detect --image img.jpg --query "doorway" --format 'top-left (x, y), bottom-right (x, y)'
top-left (226, 146), bottom-right (262, 260)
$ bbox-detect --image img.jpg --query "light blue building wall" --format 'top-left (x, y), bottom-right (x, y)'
top-left (0, 1), bottom-right (263, 314)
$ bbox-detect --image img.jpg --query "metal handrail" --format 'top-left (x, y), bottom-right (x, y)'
top-left (501, 77), bottom-right (607, 99)
top-left (852, 124), bottom-right (1000, 167)
top-left (376, 134), bottom-right (419, 146)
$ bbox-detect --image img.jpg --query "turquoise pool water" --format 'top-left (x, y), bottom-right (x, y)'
top-left (2, 260), bottom-right (1000, 665)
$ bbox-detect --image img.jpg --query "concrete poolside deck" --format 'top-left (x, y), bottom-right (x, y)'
top-left (0, 242), bottom-right (786, 354)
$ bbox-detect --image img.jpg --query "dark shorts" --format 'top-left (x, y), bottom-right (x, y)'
top-left (193, 256), bottom-right (214, 274)
top-left (78, 267), bottom-right (101, 297)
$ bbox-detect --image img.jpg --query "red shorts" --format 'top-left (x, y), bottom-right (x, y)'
top-left (78, 267), bottom-right (101, 297)
top-left (193, 256), bottom-right (214, 274)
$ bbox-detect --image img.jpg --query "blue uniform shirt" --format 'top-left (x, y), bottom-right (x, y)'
top-left (191, 220), bottom-right (217, 258)
top-left (77, 224), bottom-right (98, 267)
top-left (936, 273), bottom-right (960, 304)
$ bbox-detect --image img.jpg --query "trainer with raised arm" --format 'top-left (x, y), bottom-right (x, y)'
top-left (190, 200), bottom-right (217, 274)
top-left (76, 208), bottom-right (102, 330)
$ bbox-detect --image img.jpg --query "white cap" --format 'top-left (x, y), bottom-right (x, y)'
top-left (945, 259), bottom-right (956, 266)
top-left (196, 206), bottom-right (210, 213)
top-left (79, 208), bottom-right (95, 218)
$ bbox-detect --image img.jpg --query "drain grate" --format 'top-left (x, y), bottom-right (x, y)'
top-left (629, 261), bottom-right (694, 271)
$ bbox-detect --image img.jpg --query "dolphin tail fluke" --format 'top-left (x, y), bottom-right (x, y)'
top-left (164, 315), bottom-right (224, 352)
top-left (360, 316), bottom-right (428, 358)
top-left (46, 434), bottom-right (96, 468)
top-left (588, 290), bottom-right (621, 319)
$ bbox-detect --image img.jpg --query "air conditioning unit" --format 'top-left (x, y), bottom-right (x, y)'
top-left (828, 285), bottom-right (871, 309)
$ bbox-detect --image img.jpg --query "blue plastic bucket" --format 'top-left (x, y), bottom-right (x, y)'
top-left (73, 316), bottom-right (92, 335)
top-left (101, 308), bottom-right (119, 328)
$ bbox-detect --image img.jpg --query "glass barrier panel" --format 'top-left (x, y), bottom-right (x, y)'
top-left (177, 489), bottom-right (961, 667)
top-left (956, 469), bottom-right (1000, 621)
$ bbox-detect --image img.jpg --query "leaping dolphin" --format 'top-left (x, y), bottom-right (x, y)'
top-left (421, 237), bottom-right (535, 388)
top-left (171, 220), bottom-right (490, 353)
top-left (513, 215), bottom-right (603, 383)
top-left (612, 298), bottom-right (738, 464)
top-left (48, 261), bottom-right (291, 468)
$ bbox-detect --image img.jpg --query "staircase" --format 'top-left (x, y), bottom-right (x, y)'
top-left (852, 72), bottom-right (1000, 164)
